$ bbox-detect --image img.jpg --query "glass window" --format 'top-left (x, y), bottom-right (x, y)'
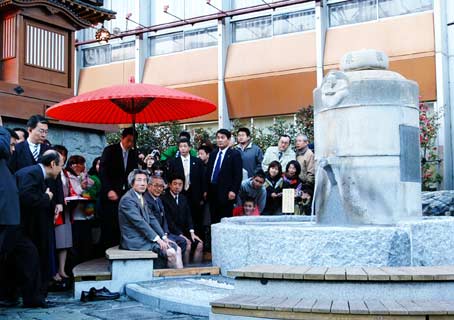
top-left (232, 16), bottom-right (272, 42)
top-left (328, 0), bottom-right (378, 27)
top-left (150, 32), bottom-right (184, 56)
top-left (378, 0), bottom-right (432, 18)
top-left (185, 27), bottom-right (217, 50)
top-left (230, 0), bottom-right (264, 9)
top-left (82, 45), bottom-right (111, 67)
top-left (273, 9), bottom-right (315, 35)
top-left (111, 41), bottom-right (135, 62)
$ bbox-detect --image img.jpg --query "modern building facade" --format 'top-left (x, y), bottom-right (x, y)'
top-left (75, 0), bottom-right (454, 189)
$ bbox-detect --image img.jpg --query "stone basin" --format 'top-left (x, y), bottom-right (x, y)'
top-left (211, 215), bottom-right (454, 276)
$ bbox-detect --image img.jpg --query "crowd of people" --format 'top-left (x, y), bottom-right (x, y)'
top-left (0, 114), bottom-right (314, 308)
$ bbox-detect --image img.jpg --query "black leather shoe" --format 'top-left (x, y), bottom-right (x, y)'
top-left (88, 287), bottom-right (120, 301)
top-left (80, 290), bottom-right (90, 302)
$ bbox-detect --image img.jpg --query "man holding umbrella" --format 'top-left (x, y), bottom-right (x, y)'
top-left (100, 127), bottom-right (138, 249)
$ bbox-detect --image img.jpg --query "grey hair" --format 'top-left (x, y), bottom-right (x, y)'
top-left (127, 169), bottom-right (150, 187)
top-left (297, 134), bottom-right (309, 142)
top-left (148, 175), bottom-right (164, 185)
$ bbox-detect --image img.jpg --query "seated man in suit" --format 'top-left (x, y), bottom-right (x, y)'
top-left (161, 175), bottom-right (203, 265)
top-left (118, 169), bottom-right (182, 269)
top-left (144, 175), bottom-right (187, 256)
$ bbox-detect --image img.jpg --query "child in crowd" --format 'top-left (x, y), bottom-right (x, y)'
top-left (233, 197), bottom-right (260, 217)
top-left (263, 161), bottom-right (283, 215)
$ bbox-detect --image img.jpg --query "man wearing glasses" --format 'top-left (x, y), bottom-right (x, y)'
top-left (9, 115), bottom-right (50, 172)
top-left (144, 175), bottom-right (187, 261)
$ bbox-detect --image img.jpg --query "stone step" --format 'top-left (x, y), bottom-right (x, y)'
top-left (153, 266), bottom-right (220, 277)
top-left (125, 276), bottom-right (234, 317)
top-left (73, 257), bottom-right (111, 282)
top-left (228, 264), bottom-right (454, 281)
top-left (210, 294), bottom-right (454, 319)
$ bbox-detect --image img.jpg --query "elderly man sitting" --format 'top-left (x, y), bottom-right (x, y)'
top-left (118, 169), bottom-right (183, 269)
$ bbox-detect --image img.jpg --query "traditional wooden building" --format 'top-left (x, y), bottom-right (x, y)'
top-left (0, 0), bottom-right (114, 130)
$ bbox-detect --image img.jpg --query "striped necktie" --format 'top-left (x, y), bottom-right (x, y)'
top-left (32, 144), bottom-right (39, 162)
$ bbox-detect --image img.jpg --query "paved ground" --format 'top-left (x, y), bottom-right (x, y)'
top-left (0, 292), bottom-right (208, 320)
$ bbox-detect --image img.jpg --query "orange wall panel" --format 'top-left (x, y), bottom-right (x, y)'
top-left (77, 61), bottom-right (135, 94)
top-left (324, 12), bottom-right (434, 67)
top-left (225, 71), bottom-right (316, 118)
top-left (143, 47), bottom-right (217, 87)
top-left (172, 82), bottom-right (218, 122)
top-left (226, 32), bottom-right (316, 79)
top-left (389, 55), bottom-right (436, 101)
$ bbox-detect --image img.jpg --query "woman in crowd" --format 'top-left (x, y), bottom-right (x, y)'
top-left (263, 161), bottom-right (283, 215)
top-left (143, 150), bottom-right (160, 176)
top-left (64, 155), bottom-right (94, 264)
top-left (282, 160), bottom-right (303, 215)
top-left (53, 145), bottom-right (71, 281)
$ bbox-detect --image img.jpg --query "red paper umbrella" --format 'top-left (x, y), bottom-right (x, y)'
top-left (46, 83), bottom-right (216, 125)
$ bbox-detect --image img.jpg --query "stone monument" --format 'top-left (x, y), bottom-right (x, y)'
top-left (313, 49), bottom-right (422, 225)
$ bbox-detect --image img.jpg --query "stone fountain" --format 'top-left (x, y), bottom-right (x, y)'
top-left (212, 49), bottom-right (454, 276)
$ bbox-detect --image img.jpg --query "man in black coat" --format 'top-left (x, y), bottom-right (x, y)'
top-left (8, 115), bottom-right (64, 234)
top-left (15, 150), bottom-right (63, 305)
top-left (9, 115), bottom-right (50, 173)
top-left (168, 138), bottom-right (205, 240)
top-left (204, 129), bottom-right (243, 224)
top-left (99, 127), bottom-right (138, 249)
top-left (161, 175), bottom-right (203, 265)
top-left (0, 127), bottom-right (45, 308)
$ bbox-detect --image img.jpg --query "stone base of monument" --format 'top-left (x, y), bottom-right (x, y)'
top-left (212, 215), bottom-right (454, 276)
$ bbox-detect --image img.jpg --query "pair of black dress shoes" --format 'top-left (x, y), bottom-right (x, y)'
top-left (80, 287), bottom-right (120, 302)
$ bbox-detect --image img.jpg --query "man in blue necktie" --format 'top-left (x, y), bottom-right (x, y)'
top-left (204, 129), bottom-right (243, 225)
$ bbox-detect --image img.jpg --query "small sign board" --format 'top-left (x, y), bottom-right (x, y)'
top-left (282, 188), bottom-right (295, 214)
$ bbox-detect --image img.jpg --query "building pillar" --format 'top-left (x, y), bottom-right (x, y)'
top-left (74, 46), bottom-right (82, 96)
top-left (434, 0), bottom-right (453, 189)
top-left (217, 12), bottom-right (231, 129)
top-left (135, 0), bottom-right (149, 83)
top-left (315, 0), bottom-right (327, 87)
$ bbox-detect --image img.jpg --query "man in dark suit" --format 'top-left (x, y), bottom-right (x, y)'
top-left (204, 129), bottom-right (243, 224)
top-left (144, 175), bottom-right (187, 257)
top-left (168, 138), bottom-right (205, 240)
top-left (161, 175), bottom-right (203, 265)
top-left (99, 127), bottom-right (138, 250)
top-left (0, 127), bottom-right (45, 308)
top-left (118, 169), bottom-right (182, 269)
top-left (15, 150), bottom-right (63, 305)
top-left (9, 115), bottom-right (50, 173)
top-left (8, 114), bottom-right (64, 240)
